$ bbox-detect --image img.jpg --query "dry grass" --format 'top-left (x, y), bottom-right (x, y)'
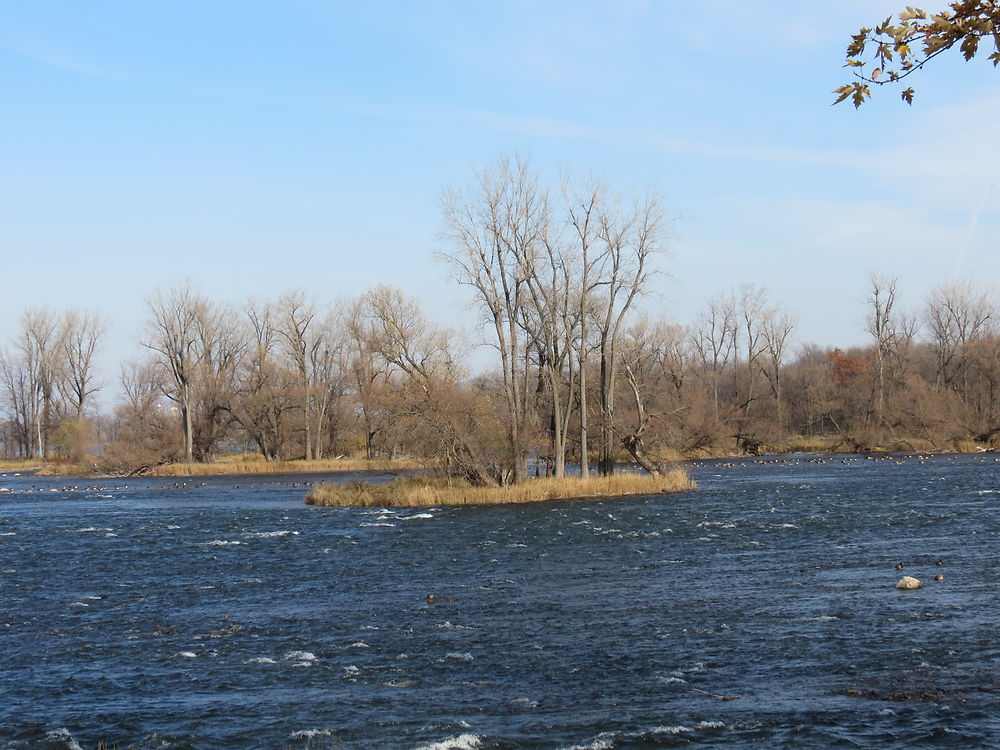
top-left (306, 470), bottom-right (695, 507)
top-left (6, 453), bottom-right (426, 478)
top-left (145, 455), bottom-right (426, 477)
top-left (4, 459), bottom-right (96, 476)
top-left (953, 438), bottom-right (986, 454)
top-left (0, 458), bottom-right (42, 472)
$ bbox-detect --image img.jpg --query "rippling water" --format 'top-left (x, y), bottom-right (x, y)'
top-left (2, 455), bottom-right (1000, 749)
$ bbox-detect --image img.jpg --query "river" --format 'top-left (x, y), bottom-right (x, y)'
top-left (1, 454), bottom-right (999, 748)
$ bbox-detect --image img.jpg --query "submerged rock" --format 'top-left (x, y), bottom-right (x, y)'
top-left (895, 576), bottom-right (923, 590)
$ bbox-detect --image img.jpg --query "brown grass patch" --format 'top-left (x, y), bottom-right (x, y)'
top-left (146, 455), bottom-right (428, 477)
top-left (306, 470), bottom-right (695, 507)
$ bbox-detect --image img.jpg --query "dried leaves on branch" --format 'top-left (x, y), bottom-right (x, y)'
top-left (835, 2), bottom-right (1000, 107)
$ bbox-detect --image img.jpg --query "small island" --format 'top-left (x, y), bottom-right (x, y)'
top-left (306, 470), bottom-right (694, 507)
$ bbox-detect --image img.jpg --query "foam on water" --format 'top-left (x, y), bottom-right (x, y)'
top-left (44, 728), bottom-right (84, 750)
top-left (650, 720), bottom-right (726, 735)
top-left (414, 734), bottom-right (482, 750)
top-left (285, 650), bottom-right (318, 666)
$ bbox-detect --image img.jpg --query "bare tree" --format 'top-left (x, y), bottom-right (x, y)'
top-left (274, 290), bottom-right (321, 460)
top-left (591, 189), bottom-right (665, 475)
top-left (866, 273), bottom-right (915, 428)
top-left (440, 154), bottom-right (547, 483)
top-left (924, 280), bottom-right (996, 392)
top-left (59, 309), bottom-right (107, 419)
top-left (361, 285), bottom-right (500, 485)
top-left (230, 299), bottom-right (295, 460)
top-left (19, 308), bottom-right (62, 457)
top-left (345, 295), bottom-right (394, 460)
top-left (761, 306), bottom-right (797, 432)
top-left (143, 283), bottom-right (207, 461)
top-left (565, 177), bottom-right (604, 479)
top-left (693, 293), bottom-right (738, 423)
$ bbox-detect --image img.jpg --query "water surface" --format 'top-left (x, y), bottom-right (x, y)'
top-left (2, 455), bottom-right (999, 748)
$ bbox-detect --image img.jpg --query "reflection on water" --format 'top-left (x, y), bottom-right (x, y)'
top-left (2, 455), bottom-right (999, 748)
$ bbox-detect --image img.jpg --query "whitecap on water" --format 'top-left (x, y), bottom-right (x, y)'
top-left (348, 641), bottom-right (369, 648)
top-left (650, 721), bottom-right (726, 736)
top-left (443, 652), bottom-right (474, 662)
top-left (558, 736), bottom-right (614, 750)
top-left (289, 728), bottom-right (338, 741)
top-left (343, 665), bottom-right (361, 677)
top-left (204, 540), bottom-right (243, 546)
top-left (360, 522), bottom-right (396, 528)
top-left (414, 734), bottom-right (482, 750)
top-left (401, 513), bottom-right (434, 520)
top-left (437, 621), bottom-right (475, 631)
top-left (285, 650), bottom-right (318, 666)
top-left (177, 651), bottom-right (198, 658)
top-left (510, 697), bottom-right (539, 708)
top-left (245, 656), bottom-right (277, 664)
top-left (243, 530), bottom-right (300, 538)
top-left (72, 527), bottom-right (112, 533)
top-left (44, 728), bottom-right (84, 750)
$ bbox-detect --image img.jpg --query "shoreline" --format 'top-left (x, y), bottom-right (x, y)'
top-left (2, 442), bottom-right (994, 480)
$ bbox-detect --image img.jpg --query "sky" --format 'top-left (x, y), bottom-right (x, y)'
top-left (1, 1), bottom-right (998, 405)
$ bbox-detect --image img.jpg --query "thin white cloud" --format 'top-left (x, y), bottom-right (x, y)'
top-left (0, 27), bottom-right (131, 81)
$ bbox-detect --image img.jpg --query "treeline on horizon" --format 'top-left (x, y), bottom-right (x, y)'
top-left (2, 156), bottom-right (998, 482)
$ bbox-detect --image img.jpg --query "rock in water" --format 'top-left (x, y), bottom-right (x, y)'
top-left (895, 576), bottom-right (923, 590)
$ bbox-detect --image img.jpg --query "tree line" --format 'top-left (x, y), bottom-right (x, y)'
top-left (2, 158), bottom-right (999, 479)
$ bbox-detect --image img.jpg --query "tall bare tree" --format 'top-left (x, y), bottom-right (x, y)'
top-left (20, 308), bottom-right (62, 457)
top-left (591, 189), bottom-right (665, 475)
top-left (59, 309), bottom-right (107, 419)
top-left (440, 154), bottom-right (546, 483)
top-left (275, 290), bottom-right (321, 460)
top-left (924, 280), bottom-right (996, 392)
top-left (144, 283), bottom-right (207, 461)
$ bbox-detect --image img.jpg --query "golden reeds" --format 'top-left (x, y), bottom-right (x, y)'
top-left (305, 470), bottom-right (695, 507)
top-left (144, 456), bottom-right (425, 477)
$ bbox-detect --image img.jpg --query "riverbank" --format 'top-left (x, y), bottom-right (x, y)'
top-left (4, 434), bottom-right (993, 480)
top-left (0, 455), bottom-right (427, 478)
top-left (305, 470), bottom-right (695, 507)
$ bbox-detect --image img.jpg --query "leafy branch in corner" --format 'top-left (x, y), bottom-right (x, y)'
top-left (834, 1), bottom-right (1000, 107)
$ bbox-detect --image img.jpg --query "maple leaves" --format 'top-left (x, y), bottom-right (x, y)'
top-left (835, 2), bottom-right (1000, 106)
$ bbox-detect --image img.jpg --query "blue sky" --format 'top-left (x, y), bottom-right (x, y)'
top-left (2, 1), bottom-right (998, 396)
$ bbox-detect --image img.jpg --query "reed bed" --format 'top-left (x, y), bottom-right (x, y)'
top-left (306, 470), bottom-right (695, 507)
top-left (145, 456), bottom-right (426, 477)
